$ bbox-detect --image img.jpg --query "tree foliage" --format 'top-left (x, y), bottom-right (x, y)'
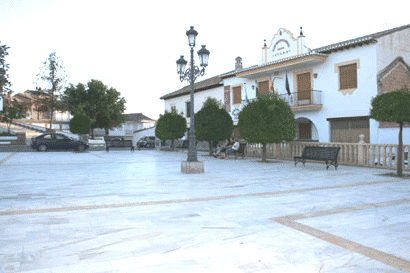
top-left (69, 113), bottom-right (91, 135)
top-left (370, 86), bottom-right (410, 177)
top-left (1, 100), bottom-right (26, 133)
top-left (36, 52), bottom-right (67, 129)
top-left (155, 108), bottom-right (187, 150)
top-left (195, 97), bottom-right (233, 155)
top-left (0, 42), bottom-right (11, 95)
top-left (238, 92), bottom-right (296, 162)
top-left (63, 80), bottom-right (127, 138)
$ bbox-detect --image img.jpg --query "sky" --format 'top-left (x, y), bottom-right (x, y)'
top-left (1, 0), bottom-right (409, 120)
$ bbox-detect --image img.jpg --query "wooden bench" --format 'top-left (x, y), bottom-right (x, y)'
top-left (294, 146), bottom-right (340, 170)
top-left (106, 139), bottom-right (134, 152)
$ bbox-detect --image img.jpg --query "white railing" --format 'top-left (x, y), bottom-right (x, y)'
top-left (245, 141), bottom-right (409, 171)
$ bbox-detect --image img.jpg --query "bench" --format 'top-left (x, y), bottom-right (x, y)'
top-left (228, 143), bottom-right (247, 159)
top-left (294, 146), bottom-right (340, 170)
top-left (105, 139), bottom-right (134, 152)
top-left (176, 140), bottom-right (189, 149)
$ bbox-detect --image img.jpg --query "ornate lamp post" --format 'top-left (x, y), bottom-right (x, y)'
top-left (177, 26), bottom-right (210, 173)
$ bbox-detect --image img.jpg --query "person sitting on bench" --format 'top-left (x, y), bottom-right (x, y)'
top-left (214, 138), bottom-right (233, 158)
top-left (225, 138), bottom-right (240, 158)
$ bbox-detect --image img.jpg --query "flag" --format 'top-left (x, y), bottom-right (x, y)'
top-left (285, 72), bottom-right (291, 95)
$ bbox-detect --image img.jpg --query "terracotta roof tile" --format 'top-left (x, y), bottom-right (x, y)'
top-left (160, 75), bottom-right (222, 100)
top-left (125, 113), bottom-right (156, 122)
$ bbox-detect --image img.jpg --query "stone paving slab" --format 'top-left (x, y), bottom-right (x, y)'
top-left (0, 150), bottom-right (409, 272)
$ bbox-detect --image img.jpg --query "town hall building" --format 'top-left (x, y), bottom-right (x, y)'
top-left (161, 24), bottom-right (410, 145)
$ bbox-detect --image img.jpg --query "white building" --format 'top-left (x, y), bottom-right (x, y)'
top-left (161, 24), bottom-right (410, 144)
top-left (108, 113), bottom-right (156, 137)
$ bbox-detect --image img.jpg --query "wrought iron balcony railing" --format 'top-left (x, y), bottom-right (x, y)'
top-left (279, 90), bottom-right (322, 108)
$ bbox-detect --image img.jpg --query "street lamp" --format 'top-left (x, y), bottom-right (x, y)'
top-left (177, 26), bottom-right (210, 173)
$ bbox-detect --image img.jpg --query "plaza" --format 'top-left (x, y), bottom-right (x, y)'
top-left (0, 150), bottom-right (409, 272)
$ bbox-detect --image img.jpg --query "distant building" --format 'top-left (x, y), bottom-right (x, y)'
top-left (160, 24), bottom-right (410, 145)
top-left (12, 90), bottom-right (71, 121)
top-left (107, 113), bottom-right (156, 137)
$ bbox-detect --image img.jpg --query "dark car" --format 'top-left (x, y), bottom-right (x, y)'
top-left (31, 133), bottom-right (89, 152)
top-left (137, 136), bottom-right (156, 148)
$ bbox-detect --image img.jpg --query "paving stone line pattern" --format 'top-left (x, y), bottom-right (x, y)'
top-left (271, 199), bottom-right (410, 272)
top-left (0, 179), bottom-right (400, 216)
top-left (0, 152), bottom-right (16, 165)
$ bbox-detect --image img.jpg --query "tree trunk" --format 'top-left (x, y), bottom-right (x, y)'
top-left (91, 126), bottom-right (95, 139)
top-left (261, 143), bottom-right (267, 162)
top-left (171, 139), bottom-right (174, 151)
top-left (7, 120), bottom-right (11, 134)
top-left (397, 122), bottom-right (403, 177)
top-left (208, 140), bottom-right (213, 156)
top-left (49, 110), bottom-right (54, 131)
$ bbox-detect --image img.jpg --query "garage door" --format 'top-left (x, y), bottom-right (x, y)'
top-left (329, 117), bottom-right (369, 143)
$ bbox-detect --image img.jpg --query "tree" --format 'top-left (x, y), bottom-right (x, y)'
top-left (63, 80), bottom-right (127, 138)
top-left (195, 97), bottom-right (233, 155)
top-left (69, 113), bottom-right (91, 135)
top-left (238, 92), bottom-right (296, 162)
top-left (155, 108), bottom-right (187, 150)
top-left (36, 52), bottom-right (67, 130)
top-left (1, 100), bottom-right (26, 133)
top-left (370, 86), bottom-right (410, 177)
top-left (0, 42), bottom-right (11, 96)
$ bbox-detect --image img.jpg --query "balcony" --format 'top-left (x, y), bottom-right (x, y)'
top-left (279, 90), bottom-right (322, 111)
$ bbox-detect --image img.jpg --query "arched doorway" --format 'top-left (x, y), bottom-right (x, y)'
top-left (295, 118), bottom-right (318, 142)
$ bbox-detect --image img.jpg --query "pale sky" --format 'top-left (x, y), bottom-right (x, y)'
top-left (1, 0), bottom-right (409, 120)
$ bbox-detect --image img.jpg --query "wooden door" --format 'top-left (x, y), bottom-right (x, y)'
top-left (299, 122), bottom-right (311, 140)
top-left (297, 73), bottom-right (311, 102)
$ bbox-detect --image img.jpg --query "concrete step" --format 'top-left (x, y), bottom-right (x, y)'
top-left (0, 122), bottom-right (44, 145)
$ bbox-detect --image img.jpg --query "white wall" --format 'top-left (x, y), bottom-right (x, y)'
top-left (109, 121), bottom-right (155, 137)
top-left (164, 86), bottom-right (224, 139)
top-left (377, 27), bottom-right (410, 73)
top-left (310, 44), bottom-right (377, 142)
top-left (133, 126), bottom-right (156, 147)
top-left (375, 126), bottom-right (410, 145)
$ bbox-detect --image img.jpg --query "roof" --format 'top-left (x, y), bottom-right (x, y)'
top-left (219, 70), bottom-right (237, 79)
top-left (160, 75), bottom-right (223, 100)
top-left (125, 113), bottom-right (156, 122)
top-left (13, 92), bottom-right (37, 104)
top-left (377, 56), bottom-right (410, 81)
top-left (238, 52), bottom-right (328, 74)
top-left (315, 24), bottom-right (410, 53)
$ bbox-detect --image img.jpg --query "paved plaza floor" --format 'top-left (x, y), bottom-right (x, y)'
top-left (0, 150), bottom-right (409, 272)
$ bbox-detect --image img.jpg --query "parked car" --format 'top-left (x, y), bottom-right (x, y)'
top-left (31, 133), bottom-right (89, 152)
top-left (137, 136), bottom-right (156, 148)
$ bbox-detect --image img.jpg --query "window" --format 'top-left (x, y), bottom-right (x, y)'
top-left (339, 63), bottom-right (357, 90)
top-left (55, 134), bottom-right (67, 140)
top-left (233, 86), bottom-right (242, 104)
top-left (186, 101), bottom-right (190, 117)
